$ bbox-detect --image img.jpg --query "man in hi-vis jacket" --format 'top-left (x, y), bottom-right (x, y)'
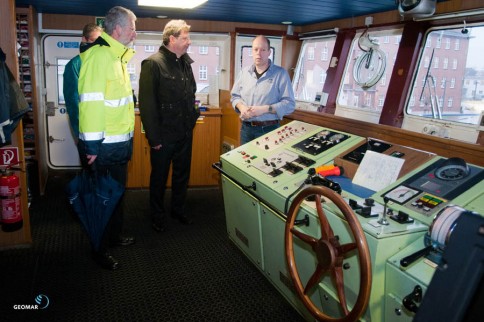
top-left (78, 6), bottom-right (137, 271)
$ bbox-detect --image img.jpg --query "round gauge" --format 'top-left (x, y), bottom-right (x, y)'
top-left (385, 185), bottom-right (420, 204)
top-left (434, 157), bottom-right (469, 181)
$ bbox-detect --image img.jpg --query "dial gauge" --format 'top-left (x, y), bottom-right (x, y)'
top-left (434, 157), bottom-right (469, 181)
top-left (384, 185), bottom-right (420, 204)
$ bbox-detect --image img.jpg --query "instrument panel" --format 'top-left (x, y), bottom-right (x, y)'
top-left (380, 157), bottom-right (484, 224)
top-left (218, 120), bottom-right (483, 322)
top-left (220, 120), bottom-right (365, 213)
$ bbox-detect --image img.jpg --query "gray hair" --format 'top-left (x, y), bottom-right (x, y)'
top-left (103, 6), bottom-right (136, 35)
top-left (162, 20), bottom-right (191, 46)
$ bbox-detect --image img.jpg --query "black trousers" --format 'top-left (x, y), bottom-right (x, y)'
top-left (149, 134), bottom-right (193, 224)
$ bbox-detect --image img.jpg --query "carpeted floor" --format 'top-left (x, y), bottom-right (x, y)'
top-left (0, 171), bottom-right (305, 322)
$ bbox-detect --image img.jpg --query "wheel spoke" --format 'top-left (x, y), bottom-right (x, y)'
top-left (291, 227), bottom-right (318, 246)
top-left (332, 266), bottom-right (350, 315)
top-left (339, 242), bottom-right (357, 255)
top-left (304, 264), bottom-right (326, 294)
top-left (315, 195), bottom-right (334, 240)
top-left (285, 185), bottom-right (372, 322)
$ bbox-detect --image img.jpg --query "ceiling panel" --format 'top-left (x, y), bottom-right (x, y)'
top-left (14, 0), bottom-right (399, 26)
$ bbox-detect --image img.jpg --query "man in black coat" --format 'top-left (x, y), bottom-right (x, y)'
top-left (138, 20), bottom-right (200, 232)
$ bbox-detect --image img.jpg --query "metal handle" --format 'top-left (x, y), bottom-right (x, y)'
top-left (49, 136), bottom-right (65, 143)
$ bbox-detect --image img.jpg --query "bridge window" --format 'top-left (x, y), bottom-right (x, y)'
top-left (292, 37), bottom-right (336, 106)
top-left (406, 24), bottom-right (484, 127)
top-left (336, 28), bottom-right (402, 115)
top-left (130, 33), bottom-right (229, 102)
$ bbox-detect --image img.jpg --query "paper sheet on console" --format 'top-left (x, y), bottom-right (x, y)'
top-left (352, 150), bottom-right (404, 192)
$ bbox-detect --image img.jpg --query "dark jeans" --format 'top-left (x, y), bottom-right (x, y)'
top-left (240, 122), bottom-right (280, 145)
top-left (149, 134), bottom-right (193, 224)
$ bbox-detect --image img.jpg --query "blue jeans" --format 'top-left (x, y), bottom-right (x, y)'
top-left (240, 122), bottom-right (280, 145)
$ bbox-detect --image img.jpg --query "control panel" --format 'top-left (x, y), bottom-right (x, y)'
top-left (220, 120), bottom-right (365, 213)
top-left (217, 120), bottom-right (483, 322)
top-left (379, 157), bottom-right (484, 225)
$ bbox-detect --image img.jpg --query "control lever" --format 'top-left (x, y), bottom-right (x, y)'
top-left (402, 285), bottom-right (423, 313)
top-left (364, 198), bottom-right (374, 206)
top-left (377, 197), bottom-right (390, 225)
top-left (400, 245), bottom-right (433, 267)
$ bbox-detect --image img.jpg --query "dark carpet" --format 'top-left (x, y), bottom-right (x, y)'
top-left (0, 171), bottom-right (305, 322)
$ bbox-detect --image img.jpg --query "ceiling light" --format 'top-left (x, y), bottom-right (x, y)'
top-left (138, 0), bottom-right (208, 9)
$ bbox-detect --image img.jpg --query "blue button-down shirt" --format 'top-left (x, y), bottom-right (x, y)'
top-left (230, 60), bottom-right (295, 122)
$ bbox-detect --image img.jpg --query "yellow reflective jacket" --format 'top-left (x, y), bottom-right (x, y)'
top-left (78, 32), bottom-right (135, 164)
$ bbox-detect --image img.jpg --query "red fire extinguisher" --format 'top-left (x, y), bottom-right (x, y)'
top-left (0, 168), bottom-right (23, 232)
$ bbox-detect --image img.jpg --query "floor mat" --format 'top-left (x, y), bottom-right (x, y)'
top-left (1, 172), bottom-right (305, 321)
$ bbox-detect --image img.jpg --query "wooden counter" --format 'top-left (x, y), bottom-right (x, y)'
top-left (127, 108), bottom-right (222, 188)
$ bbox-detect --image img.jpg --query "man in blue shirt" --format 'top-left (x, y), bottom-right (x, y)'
top-left (231, 35), bottom-right (296, 144)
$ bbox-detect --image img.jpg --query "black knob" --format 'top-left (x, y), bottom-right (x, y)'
top-left (397, 211), bottom-right (409, 222)
top-left (360, 206), bottom-right (372, 217)
top-left (349, 199), bottom-right (359, 209)
top-left (402, 285), bottom-right (423, 313)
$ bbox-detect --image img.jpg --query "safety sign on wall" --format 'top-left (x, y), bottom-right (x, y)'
top-left (0, 147), bottom-right (19, 166)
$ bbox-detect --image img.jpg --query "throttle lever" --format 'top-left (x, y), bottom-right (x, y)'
top-left (400, 245), bottom-right (433, 267)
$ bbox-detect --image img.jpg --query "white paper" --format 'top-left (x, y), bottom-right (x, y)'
top-left (352, 150), bottom-right (405, 192)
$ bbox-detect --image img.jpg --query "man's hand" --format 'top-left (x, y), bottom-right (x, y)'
top-left (238, 104), bottom-right (251, 120)
top-left (247, 105), bottom-right (270, 117)
top-left (239, 104), bottom-right (272, 120)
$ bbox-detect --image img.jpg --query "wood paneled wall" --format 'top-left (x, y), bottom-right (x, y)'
top-left (220, 90), bottom-right (240, 148)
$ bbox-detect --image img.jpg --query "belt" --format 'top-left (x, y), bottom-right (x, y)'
top-left (243, 120), bottom-right (279, 127)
